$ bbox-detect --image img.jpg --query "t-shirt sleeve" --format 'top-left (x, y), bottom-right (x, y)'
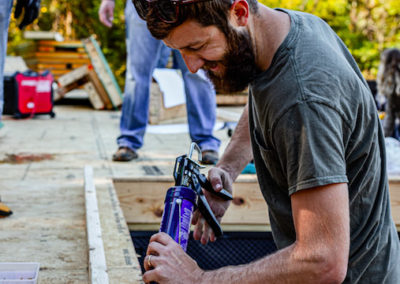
top-left (272, 101), bottom-right (349, 195)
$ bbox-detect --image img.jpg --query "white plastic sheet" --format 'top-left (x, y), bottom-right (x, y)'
top-left (385, 137), bottom-right (400, 175)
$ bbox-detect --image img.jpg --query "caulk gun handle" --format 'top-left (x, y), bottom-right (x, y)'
top-left (191, 175), bottom-right (224, 237)
top-left (198, 174), bottom-right (233, 201)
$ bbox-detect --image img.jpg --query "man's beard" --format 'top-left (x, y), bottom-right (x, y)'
top-left (203, 28), bottom-right (261, 93)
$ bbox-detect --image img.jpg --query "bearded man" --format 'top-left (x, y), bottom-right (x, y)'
top-left (132, 0), bottom-right (400, 283)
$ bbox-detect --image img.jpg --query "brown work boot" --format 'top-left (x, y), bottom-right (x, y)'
top-left (112, 147), bottom-right (138, 162)
top-left (201, 150), bottom-right (219, 165)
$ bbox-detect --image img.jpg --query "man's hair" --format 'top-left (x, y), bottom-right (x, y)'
top-left (146, 0), bottom-right (259, 39)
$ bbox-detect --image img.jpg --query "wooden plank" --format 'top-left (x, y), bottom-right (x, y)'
top-left (38, 46), bottom-right (86, 53)
top-left (38, 68), bottom-right (73, 76)
top-left (55, 77), bottom-right (89, 101)
top-left (84, 166), bottom-right (109, 284)
top-left (113, 175), bottom-right (269, 231)
top-left (23, 31), bottom-right (64, 41)
top-left (390, 179), bottom-right (400, 226)
top-left (35, 57), bottom-right (91, 65)
top-left (57, 65), bottom-right (89, 87)
top-left (38, 40), bottom-right (84, 48)
top-left (37, 63), bottom-right (86, 70)
top-left (114, 175), bottom-right (400, 231)
top-left (96, 179), bottom-right (143, 283)
top-left (87, 67), bottom-right (114, 110)
top-left (83, 81), bottom-right (105, 110)
top-left (35, 52), bottom-right (90, 59)
top-left (148, 82), bottom-right (187, 124)
top-left (82, 36), bottom-right (123, 109)
top-left (216, 93), bottom-right (248, 106)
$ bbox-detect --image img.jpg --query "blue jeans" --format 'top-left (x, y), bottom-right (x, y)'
top-left (0, 0), bottom-right (13, 121)
top-left (117, 2), bottom-right (220, 152)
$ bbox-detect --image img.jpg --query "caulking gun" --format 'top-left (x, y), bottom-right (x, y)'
top-left (159, 142), bottom-right (233, 251)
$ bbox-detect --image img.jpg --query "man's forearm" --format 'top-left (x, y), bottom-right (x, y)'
top-left (217, 103), bottom-right (253, 181)
top-left (201, 243), bottom-right (340, 284)
top-left (201, 183), bottom-right (349, 284)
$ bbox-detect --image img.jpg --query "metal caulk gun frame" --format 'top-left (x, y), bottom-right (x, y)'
top-left (172, 142), bottom-right (233, 237)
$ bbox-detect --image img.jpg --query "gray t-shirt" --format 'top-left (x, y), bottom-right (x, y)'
top-left (249, 9), bottom-right (400, 283)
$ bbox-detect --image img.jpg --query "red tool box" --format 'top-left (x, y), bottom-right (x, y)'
top-left (3, 71), bottom-right (55, 118)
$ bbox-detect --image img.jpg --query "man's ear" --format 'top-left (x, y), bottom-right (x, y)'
top-left (230, 0), bottom-right (249, 26)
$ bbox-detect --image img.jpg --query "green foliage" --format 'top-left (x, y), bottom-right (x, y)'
top-left (261, 0), bottom-right (400, 79)
top-left (7, 0), bottom-right (400, 82)
top-left (8, 0), bottom-right (127, 88)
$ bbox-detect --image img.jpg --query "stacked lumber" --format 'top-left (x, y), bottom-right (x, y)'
top-left (54, 36), bottom-right (123, 110)
top-left (21, 39), bottom-right (91, 80)
top-left (16, 32), bottom-right (123, 110)
top-left (56, 64), bottom-right (115, 110)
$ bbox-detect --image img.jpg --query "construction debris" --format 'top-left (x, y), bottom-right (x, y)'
top-left (54, 36), bottom-right (123, 110)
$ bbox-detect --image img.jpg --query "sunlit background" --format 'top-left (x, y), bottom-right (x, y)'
top-left (7, 0), bottom-right (400, 89)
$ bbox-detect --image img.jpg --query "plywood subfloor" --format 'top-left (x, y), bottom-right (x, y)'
top-left (0, 102), bottom-right (239, 283)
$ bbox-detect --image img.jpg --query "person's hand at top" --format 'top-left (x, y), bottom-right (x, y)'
top-left (99, 0), bottom-right (115, 28)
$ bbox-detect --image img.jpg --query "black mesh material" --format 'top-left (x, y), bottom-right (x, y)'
top-left (131, 231), bottom-right (277, 273)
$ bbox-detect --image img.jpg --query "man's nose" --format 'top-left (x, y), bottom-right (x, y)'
top-left (181, 53), bottom-right (204, 73)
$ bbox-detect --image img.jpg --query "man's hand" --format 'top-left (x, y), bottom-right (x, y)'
top-left (98, 0), bottom-right (115, 28)
top-left (143, 232), bottom-right (204, 284)
top-left (192, 167), bottom-right (233, 245)
top-left (14, 0), bottom-right (41, 30)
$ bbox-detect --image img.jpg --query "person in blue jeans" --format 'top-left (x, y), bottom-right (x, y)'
top-left (0, 0), bottom-right (41, 216)
top-left (99, 0), bottom-right (220, 164)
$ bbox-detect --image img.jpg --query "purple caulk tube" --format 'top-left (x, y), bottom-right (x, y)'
top-left (160, 186), bottom-right (197, 251)
top-left (158, 142), bottom-right (232, 251)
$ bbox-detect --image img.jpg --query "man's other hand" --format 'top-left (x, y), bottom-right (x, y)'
top-left (14, 0), bottom-right (41, 30)
top-left (99, 0), bottom-right (115, 28)
top-left (191, 167), bottom-right (233, 245)
top-left (143, 232), bottom-right (204, 284)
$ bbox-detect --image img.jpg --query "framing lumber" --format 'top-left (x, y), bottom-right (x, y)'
top-left (35, 52), bottom-right (90, 59)
top-left (82, 36), bottom-right (123, 109)
top-left (84, 166), bottom-right (109, 284)
top-left (114, 175), bottom-right (400, 232)
top-left (87, 67), bottom-right (113, 110)
top-left (96, 178), bottom-right (143, 283)
top-left (23, 31), bottom-right (64, 41)
top-left (113, 175), bottom-right (270, 231)
top-left (37, 63), bottom-right (85, 70)
top-left (37, 40), bottom-right (84, 48)
top-left (34, 57), bottom-right (91, 65)
top-left (216, 91), bottom-right (248, 106)
top-left (57, 65), bottom-right (89, 87)
top-left (83, 81), bottom-right (106, 110)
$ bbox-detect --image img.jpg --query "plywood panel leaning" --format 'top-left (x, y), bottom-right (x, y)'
top-left (82, 36), bottom-right (123, 109)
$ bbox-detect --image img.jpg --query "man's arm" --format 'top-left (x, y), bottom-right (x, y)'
top-left (202, 183), bottom-right (350, 284)
top-left (211, 103), bottom-right (253, 185)
top-left (99, 0), bottom-right (115, 28)
top-left (192, 104), bottom-right (253, 244)
top-left (143, 183), bottom-right (349, 284)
